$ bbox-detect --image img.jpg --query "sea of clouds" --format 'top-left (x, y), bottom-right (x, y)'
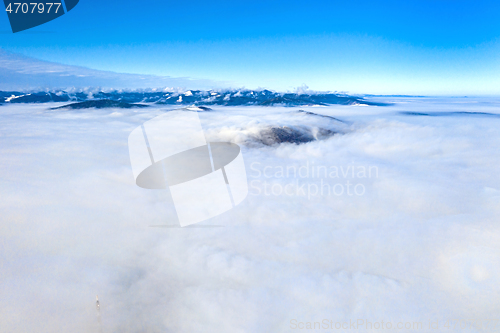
top-left (1, 97), bottom-right (500, 332)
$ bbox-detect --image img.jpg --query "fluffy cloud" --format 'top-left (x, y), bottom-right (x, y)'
top-left (1, 98), bottom-right (499, 332)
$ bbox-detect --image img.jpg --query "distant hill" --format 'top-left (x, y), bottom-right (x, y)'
top-left (0, 89), bottom-right (388, 107)
top-left (51, 100), bottom-right (149, 109)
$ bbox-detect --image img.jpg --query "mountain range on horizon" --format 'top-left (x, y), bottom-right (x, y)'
top-left (0, 88), bottom-right (385, 107)
top-left (0, 49), bottom-right (385, 107)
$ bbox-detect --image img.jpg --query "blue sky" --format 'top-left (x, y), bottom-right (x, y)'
top-left (1, 0), bottom-right (500, 94)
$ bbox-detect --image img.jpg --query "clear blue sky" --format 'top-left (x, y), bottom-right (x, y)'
top-left (1, 0), bottom-right (500, 94)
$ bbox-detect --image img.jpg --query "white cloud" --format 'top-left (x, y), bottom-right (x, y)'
top-left (0, 49), bottom-right (225, 91)
top-left (1, 98), bottom-right (500, 332)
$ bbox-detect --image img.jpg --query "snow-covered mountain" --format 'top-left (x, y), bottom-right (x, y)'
top-left (0, 50), bottom-right (387, 107)
top-left (0, 88), bottom-right (383, 107)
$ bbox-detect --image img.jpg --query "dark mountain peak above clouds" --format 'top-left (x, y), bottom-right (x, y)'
top-left (258, 126), bottom-right (335, 145)
top-left (399, 111), bottom-right (500, 118)
top-left (295, 109), bottom-right (346, 123)
top-left (51, 99), bottom-right (149, 109)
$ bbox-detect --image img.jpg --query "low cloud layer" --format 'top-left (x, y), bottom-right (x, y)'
top-left (1, 97), bottom-right (500, 332)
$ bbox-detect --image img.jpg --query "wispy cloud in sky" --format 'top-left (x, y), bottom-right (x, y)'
top-left (0, 49), bottom-right (225, 90)
top-left (1, 0), bottom-right (500, 94)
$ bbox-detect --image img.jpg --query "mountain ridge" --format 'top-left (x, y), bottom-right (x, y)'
top-left (0, 89), bottom-right (387, 107)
